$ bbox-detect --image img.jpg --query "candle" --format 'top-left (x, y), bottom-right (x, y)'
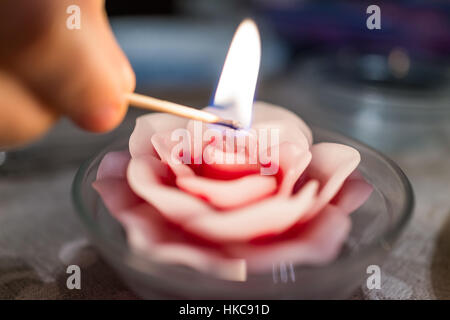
top-left (92, 19), bottom-right (373, 281)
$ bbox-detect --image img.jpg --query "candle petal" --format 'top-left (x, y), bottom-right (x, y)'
top-left (331, 171), bottom-right (373, 215)
top-left (151, 130), bottom-right (196, 177)
top-left (127, 155), bottom-right (214, 224)
top-left (96, 150), bottom-right (131, 180)
top-left (226, 205), bottom-right (351, 273)
top-left (300, 143), bottom-right (361, 221)
top-left (150, 245), bottom-right (247, 281)
top-left (276, 143), bottom-right (312, 196)
top-left (176, 174), bottom-right (277, 210)
top-left (199, 145), bottom-right (261, 180)
top-left (252, 101), bottom-right (313, 145)
top-left (92, 177), bottom-right (142, 217)
top-left (129, 113), bottom-right (188, 158)
top-left (116, 203), bottom-right (247, 281)
top-left (183, 180), bottom-right (319, 242)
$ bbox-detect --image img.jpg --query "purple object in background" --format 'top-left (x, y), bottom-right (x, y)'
top-left (254, 0), bottom-right (450, 59)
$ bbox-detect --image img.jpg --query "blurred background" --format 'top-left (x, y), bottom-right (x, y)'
top-left (1, 0), bottom-right (450, 299)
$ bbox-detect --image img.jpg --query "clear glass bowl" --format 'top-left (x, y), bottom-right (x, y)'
top-left (72, 127), bottom-right (414, 299)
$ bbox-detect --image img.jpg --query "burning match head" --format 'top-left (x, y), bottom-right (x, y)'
top-left (215, 119), bottom-right (244, 130)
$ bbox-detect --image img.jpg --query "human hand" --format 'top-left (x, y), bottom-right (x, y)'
top-left (0, 0), bottom-right (135, 148)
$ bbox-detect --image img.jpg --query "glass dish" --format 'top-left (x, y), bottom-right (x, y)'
top-left (72, 127), bottom-right (414, 299)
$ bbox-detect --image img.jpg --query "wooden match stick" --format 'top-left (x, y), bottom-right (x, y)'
top-left (127, 93), bottom-right (241, 129)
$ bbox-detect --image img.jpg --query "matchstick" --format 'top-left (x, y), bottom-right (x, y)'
top-left (127, 93), bottom-right (241, 129)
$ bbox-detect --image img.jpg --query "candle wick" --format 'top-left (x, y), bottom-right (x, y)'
top-left (215, 119), bottom-right (243, 130)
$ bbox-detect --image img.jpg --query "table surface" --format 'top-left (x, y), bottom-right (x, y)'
top-left (1, 87), bottom-right (449, 300)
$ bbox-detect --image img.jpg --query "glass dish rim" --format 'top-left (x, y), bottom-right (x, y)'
top-left (71, 126), bottom-right (414, 284)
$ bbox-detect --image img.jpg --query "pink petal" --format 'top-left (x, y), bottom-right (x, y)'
top-left (127, 155), bottom-right (212, 224)
top-left (227, 205), bottom-right (351, 273)
top-left (92, 178), bottom-right (142, 217)
top-left (151, 130), bottom-right (196, 177)
top-left (120, 203), bottom-right (247, 281)
top-left (199, 145), bottom-right (261, 180)
top-left (331, 171), bottom-right (373, 215)
top-left (96, 150), bottom-right (131, 180)
top-left (149, 244), bottom-right (247, 281)
top-left (176, 174), bottom-right (277, 210)
top-left (129, 113), bottom-right (188, 158)
top-left (251, 119), bottom-right (310, 152)
top-left (304, 143), bottom-right (361, 219)
top-left (252, 101), bottom-right (313, 145)
top-left (184, 180), bottom-right (319, 242)
top-left (189, 123), bottom-right (263, 180)
top-left (277, 143), bottom-right (312, 196)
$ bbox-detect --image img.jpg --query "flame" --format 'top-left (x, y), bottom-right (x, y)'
top-left (213, 19), bottom-right (261, 129)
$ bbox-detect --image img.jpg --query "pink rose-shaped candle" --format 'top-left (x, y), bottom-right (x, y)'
top-left (93, 101), bottom-right (372, 281)
top-left (93, 19), bottom-right (372, 281)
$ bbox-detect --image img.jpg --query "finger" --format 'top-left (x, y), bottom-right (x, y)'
top-left (3, 0), bottom-right (135, 133)
top-left (0, 71), bottom-right (58, 149)
top-left (93, 5), bottom-right (136, 93)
